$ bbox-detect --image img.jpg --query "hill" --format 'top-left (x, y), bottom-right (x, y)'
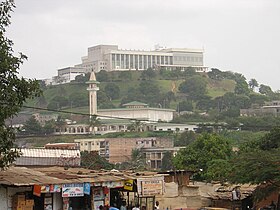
top-left (22, 68), bottom-right (280, 129)
top-left (26, 69), bottom-right (235, 112)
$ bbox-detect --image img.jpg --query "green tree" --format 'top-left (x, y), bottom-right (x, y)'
top-left (228, 128), bottom-right (280, 202)
top-left (48, 96), bottom-right (68, 110)
top-left (89, 115), bottom-right (101, 135)
top-left (248, 78), bottom-right (259, 91)
top-left (182, 67), bottom-right (197, 77)
top-left (139, 81), bottom-right (161, 106)
top-left (249, 94), bottom-right (268, 106)
top-left (127, 120), bottom-right (145, 132)
top-left (55, 115), bottom-right (66, 134)
top-left (259, 84), bottom-right (273, 96)
top-left (42, 120), bottom-right (55, 134)
top-left (208, 68), bottom-right (224, 80)
top-left (178, 75), bottom-right (207, 101)
top-left (140, 67), bottom-right (156, 80)
top-left (234, 80), bottom-right (250, 95)
top-left (96, 70), bottom-right (109, 82)
top-left (175, 130), bottom-right (197, 146)
top-left (81, 151), bottom-right (113, 170)
top-left (161, 151), bottom-right (173, 171)
top-left (0, 1), bottom-right (41, 168)
top-left (178, 100), bottom-right (193, 112)
top-left (121, 87), bottom-right (143, 105)
top-left (23, 116), bottom-right (42, 134)
top-left (130, 148), bottom-right (146, 170)
top-left (74, 73), bottom-right (90, 83)
top-left (118, 71), bottom-right (132, 81)
top-left (69, 92), bottom-right (88, 107)
top-left (173, 133), bottom-right (232, 180)
top-left (104, 83), bottom-right (120, 100)
top-left (97, 90), bottom-right (115, 109)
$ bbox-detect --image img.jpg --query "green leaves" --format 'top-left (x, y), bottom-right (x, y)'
top-left (173, 133), bottom-right (232, 181)
top-left (0, 1), bottom-right (41, 168)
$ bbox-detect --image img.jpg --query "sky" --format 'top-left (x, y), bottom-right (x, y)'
top-left (6, 0), bottom-right (280, 90)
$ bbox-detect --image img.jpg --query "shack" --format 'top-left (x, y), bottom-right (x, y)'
top-left (0, 166), bottom-right (165, 210)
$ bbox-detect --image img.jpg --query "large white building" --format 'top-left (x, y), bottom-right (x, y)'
top-left (75, 44), bottom-right (207, 72)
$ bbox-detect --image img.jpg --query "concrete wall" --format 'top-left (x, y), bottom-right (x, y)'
top-left (108, 137), bottom-right (173, 163)
top-left (155, 183), bottom-right (212, 209)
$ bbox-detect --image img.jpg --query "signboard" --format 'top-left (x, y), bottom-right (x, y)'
top-left (62, 183), bottom-right (84, 197)
top-left (93, 187), bottom-right (104, 201)
top-left (124, 179), bottom-right (133, 191)
top-left (102, 181), bottom-right (124, 188)
top-left (84, 182), bottom-right (91, 195)
top-left (137, 176), bottom-right (164, 196)
top-left (33, 184), bottom-right (41, 197)
top-left (50, 184), bottom-right (61, 193)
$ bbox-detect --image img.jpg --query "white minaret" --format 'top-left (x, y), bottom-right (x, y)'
top-left (86, 72), bottom-right (99, 117)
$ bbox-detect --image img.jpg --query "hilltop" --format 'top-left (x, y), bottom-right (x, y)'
top-left (26, 69), bottom-right (234, 112)
top-left (23, 68), bottom-right (280, 128)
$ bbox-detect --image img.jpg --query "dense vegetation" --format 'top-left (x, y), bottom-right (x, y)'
top-left (23, 67), bottom-right (280, 133)
top-left (172, 128), bottom-right (280, 202)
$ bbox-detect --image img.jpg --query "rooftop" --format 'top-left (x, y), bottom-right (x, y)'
top-left (0, 166), bottom-right (162, 187)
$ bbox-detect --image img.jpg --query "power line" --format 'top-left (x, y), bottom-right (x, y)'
top-left (0, 102), bottom-right (164, 123)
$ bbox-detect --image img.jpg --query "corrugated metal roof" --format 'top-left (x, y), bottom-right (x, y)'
top-left (0, 166), bottom-right (162, 187)
top-left (19, 148), bottom-right (80, 158)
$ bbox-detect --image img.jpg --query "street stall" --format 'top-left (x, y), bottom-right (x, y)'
top-left (0, 166), bottom-right (165, 210)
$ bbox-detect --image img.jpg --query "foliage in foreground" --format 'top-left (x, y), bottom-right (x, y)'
top-left (173, 128), bottom-right (280, 201)
top-left (0, 1), bottom-right (41, 169)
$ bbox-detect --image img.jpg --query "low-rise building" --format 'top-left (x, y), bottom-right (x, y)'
top-left (142, 147), bottom-right (185, 169)
top-left (98, 101), bottom-right (175, 122)
top-left (74, 137), bottom-right (173, 164)
top-left (240, 100), bottom-right (280, 117)
top-left (15, 148), bottom-right (80, 167)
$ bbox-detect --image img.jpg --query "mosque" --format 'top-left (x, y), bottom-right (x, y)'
top-left (56, 72), bottom-right (197, 135)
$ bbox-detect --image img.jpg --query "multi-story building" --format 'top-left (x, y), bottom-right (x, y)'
top-left (75, 44), bottom-right (207, 72)
top-left (74, 137), bottom-right (173, 164)
top-left (53, 66), bottom-right (86, 84)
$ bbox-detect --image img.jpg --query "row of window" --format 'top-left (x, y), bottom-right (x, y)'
top-left (174, 56), bottom-right (203, 62)
top-left (111, 54), bottom-right (173, 70)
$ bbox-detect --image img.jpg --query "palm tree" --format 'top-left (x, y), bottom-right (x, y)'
top-left (248, 78), bottom-right (259, 91)
top-left (89, 115), bottom-right (101, 135)
top-left (127, 120), bottom-right (145, 132)
top-left (55, 115), bottom-right (66, 134)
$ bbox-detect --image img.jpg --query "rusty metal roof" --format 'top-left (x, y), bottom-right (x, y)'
top-left (0, 166), bottom-right (161, 187)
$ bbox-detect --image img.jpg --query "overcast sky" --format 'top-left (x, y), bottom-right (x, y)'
top-left (7, 0), bottom-right (280, 90)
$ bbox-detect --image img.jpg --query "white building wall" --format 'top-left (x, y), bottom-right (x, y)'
top-left (98, 109), bottom-right (174, 122)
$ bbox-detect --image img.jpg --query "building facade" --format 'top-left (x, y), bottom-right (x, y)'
top-left (75, 44), bottom-right (206, 72)
top-left (74, 137), bottom-right (173, 164)
top-left (53, 66), bottom-right (86, 84)
top-left (240, 100), bottom-right (280, 117)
